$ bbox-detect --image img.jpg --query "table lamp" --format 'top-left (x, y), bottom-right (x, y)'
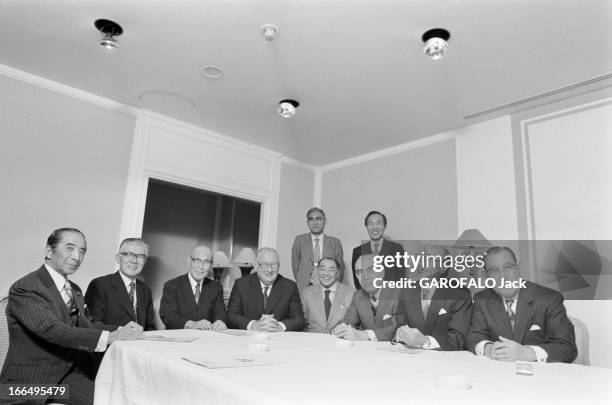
top-left (212, 251), bottom-right (232, 282)
top-left (232, 247), bottom-right (256, 277)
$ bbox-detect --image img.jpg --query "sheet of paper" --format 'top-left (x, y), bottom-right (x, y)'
top-left (142, 335), bottom-right (199, 342)
top-left (182, 355), bottom-right (282, 369)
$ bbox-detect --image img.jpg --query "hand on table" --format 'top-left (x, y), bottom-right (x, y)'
top-left (331, 323), bottom-right (369, 341)
top-left (211, 320), bottom-right (227, 331)
top-left (108, 324), bottom-right (143, 344)
top-left (185, 319), bottom-right (212, 330)
top-left (488, 336), bottom-right (536, 362)
top-left (252, 315), bottom-right (283, 332)
top-left (395, 325), bottom-right (427, 347)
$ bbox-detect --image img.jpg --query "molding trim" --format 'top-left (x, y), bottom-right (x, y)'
top-left (280, 156), bottom-right (317, 172)
top-left (320, 131), bottom-right (455, 172)
top-left (313, 168), bottom-right (322, 207)
top-left (0, 63), bottom-right (138, 116)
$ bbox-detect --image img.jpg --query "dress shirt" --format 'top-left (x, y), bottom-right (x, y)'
top-left (44, 264), bottom-right (108, 351)
top-left (311, 233), bottom-right (325, 256)
top-left (321, 282), bottom-right (337, 303)
top-left (420, 286), bottom-right (440, 350)
top-left (118, 271), bottom-right (138, 310)
top-left (187, 272), bottom-right (204, 296)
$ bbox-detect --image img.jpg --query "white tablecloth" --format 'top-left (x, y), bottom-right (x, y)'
top-left (94, 330), bottom-right (612, 405)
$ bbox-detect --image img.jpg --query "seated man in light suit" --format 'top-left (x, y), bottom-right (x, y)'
top-left (160, 245), bottom-right (227, 330)
top-left (394, 244), bottom-right (472, 350)
top-left (468, 246), bottom-right (577, 363)
top-left (228, 247), bottom-right (305, 331)
top-left (292, 207), bottom-right (345, 293)
top-left (302, 257), bottom-right (355, 333)
top-left (332, 254), bottom-right (400, 341)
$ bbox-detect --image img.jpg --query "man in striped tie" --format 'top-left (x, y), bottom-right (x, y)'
top-left (468, 246), bottom-right (577, 363)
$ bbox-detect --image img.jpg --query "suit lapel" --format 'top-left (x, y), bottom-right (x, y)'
top-left (136, 281), bottom-right (148, 325)
top-left (424, 289), bottom-right (444, 334)
top-left (303, 234), bottom-right (314, 264)
top-left (112, 272), bottom-right (136, 322)
top-left (250, 275), bottom-right (265, 314)
top-left (488, 294), bottom-right (513, 339)
top-left (326, 284), bottom-right (344, 328)
top-left (513, 287), bottom-right (535, 343)
top-left (36, 266), bottom-right (71, 323)
top-left (266, 277), bottom-right (284, 313)
top-left (375, 288), bottom-right (394, 327)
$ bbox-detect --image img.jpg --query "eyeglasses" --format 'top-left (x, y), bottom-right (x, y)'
top-left (191, 257), bottom-right (213, 266)
top-left (485, 263), bottom-right (517, 274)
top-left (120, 252), bottom-right (147, 261)
top-left (257, 262), bottom-right (280, 270)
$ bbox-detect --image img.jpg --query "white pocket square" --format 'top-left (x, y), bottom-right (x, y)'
top-left (529, 324), bottom-right (541, 331)
top-left (383, 314), bottom-right (392, 321)
top-left (438, 308), bottom-right (447, 315)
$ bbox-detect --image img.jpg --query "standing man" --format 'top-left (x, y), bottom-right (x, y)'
top-left (85, 238), bottom-right (156, 331)
top-left (0, 228), bottom-right (142, 405)
top-left (394, 245), bottom-right (472, 350)
top-left (228, 247), bottom-right (305, 332)
top-left (292, 207), bottom-right (345, 293)
top-left (468, 246), bottom-right (577, 363)
top-left (351, 210), bottom-right (405, 289)
top-left (302, 257), bottom-right (355, 333)
top-left (159, 245), bottom-right (227, 330)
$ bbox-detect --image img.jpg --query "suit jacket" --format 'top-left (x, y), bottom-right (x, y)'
top-left (302, 282), bottom-right (355, 333)
top-left (468, 281), bottom-right (577, 363)
top-left (351, 239), bottom-right (405, 289)
top-left (342, 288), bottom-right (400, 341)
top-left (397, 285), bottom-right (472, 350)
top-left (85, 271), bottom-right (156, 331)
top-left (0, 266), bottom-right (104, 388)
top-left (292, 233), bottom-right (345, 293)
top-left (227, 274), bottom-right (305, 331)
top-left (159, 274), bottom-right (227, 329)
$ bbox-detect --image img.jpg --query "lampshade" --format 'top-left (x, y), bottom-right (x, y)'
top-left (232, 247), bottom-right (256, 266)
top-left (213, 251), bottom-right (232, 268)
top-left (453, 229), bottom-right (491, 249)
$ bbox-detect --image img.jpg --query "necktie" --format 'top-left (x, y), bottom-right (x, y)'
top-left (324, 289), bottom-right (331, 320)
top-left (263, 286), bottom-right (270, 311)
top-left (63, 280), bottom-right (73, 310)
top-left (373, 241), bottom-right (381, 255)
top-left (195, 282), bottom-right (201, 304)
top-left (505, 299), bottom-right (516, 329)
top-left (421, 288), bottom-right (431, 318)
top-left (310, 237), bottom-right (321, 285)
top-left (128, 281), bottom-right (137, 320)
top-left (370, 294), bottom-right (378, 317)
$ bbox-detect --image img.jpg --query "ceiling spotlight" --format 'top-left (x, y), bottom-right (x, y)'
top-left (95, 19), bottom-right (123, 50)
top-left (278, 99), bottom-right (299, 118)
top-left (261, 24), bottom-right (278, 41)
top-left (421, 28), bottom-right (450, 60)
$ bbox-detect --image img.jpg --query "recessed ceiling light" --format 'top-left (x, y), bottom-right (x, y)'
top-left (278, 99), bottom-right (299, 118)
top-left (201, 65), bottom-right (224, 80)
top-left (261, 24), bottom-right (278, 41)
top-left (421, 28), bottom-right (451, 60)
top-left (94, 19), bottom-right (123, 51)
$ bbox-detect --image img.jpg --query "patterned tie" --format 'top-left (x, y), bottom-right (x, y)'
top-left (370, 293), bottom-right (378, 317)
top-left (373, 241), bottom-right (381, 255)
top-left (63, 280), bottom-right (73, 310)
top-left (421, 288), bottom-right (431, 318)
top-left (195, 282), bottom-right (201, 304)
top-left (128, 281), bottom-right (137, 320)
top-left (310, 237), bottom-right (321, 285)
top-left (505, 299), bottom-right (516, 329)
top-left (263, 286), bottom-right (270, 311)
top-left (324, 289), bottom-right (331, 320)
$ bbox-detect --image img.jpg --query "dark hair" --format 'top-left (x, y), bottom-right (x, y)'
top-left (119, 238), bottom-right (149, 254)
top-left (484, 246), bottom-right (517, 264)
top-left (306, 207), bottom-right (326, 220)
top-left (364, 210), bottom-right (387, 227)
top-left (46, 228), bottom-right (85, 249)
top-left (317, 257), bottom-right (340, 268)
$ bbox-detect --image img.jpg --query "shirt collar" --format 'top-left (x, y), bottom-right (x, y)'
top-left (311, 233), bottom-right (324, 243)
top-left (187, 272), bottom-right (203, 288)
top-left (44, 263), bottom-right (67, 292)
top-left (321, 283), bottom-right (337, 293)
top-left (118, 270), bottom-right (136, 290)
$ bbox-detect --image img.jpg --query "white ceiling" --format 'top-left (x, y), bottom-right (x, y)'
top-left (1, 0), bottom-right (611, 165)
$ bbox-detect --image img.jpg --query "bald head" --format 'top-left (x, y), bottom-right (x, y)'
top-left (188, 245), bottom-right (213, 281)
top-left (255, 247), bottom-right (280, 286)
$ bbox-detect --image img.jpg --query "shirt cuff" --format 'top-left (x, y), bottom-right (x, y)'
top-left (278, 322), bottom-right (287, 331)
top-left (96, 330), bottom-right (109, 352)
top-left (366, 330), bottom-right (377, 341)
top-left (423, 336), bottom-right (440, 350)
top-left (247, 320), bottom-right (254, 330)
top-left (475, 340), bottom-right (493, 356)
top-left (528, 345), bottom-right (548, 362)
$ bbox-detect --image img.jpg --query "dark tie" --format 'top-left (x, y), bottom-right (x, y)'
top-left (195, 282), bottom-right (201, 304)
top-left (128, 281), bottom-right (137, 320)
top-left (505, 299), bottom-right (516, 329)
top-left (421, 288), bottom-right (431, 318)
top-left (324, 290), bottom-right (331, 320)
top-left (263, 286), bottom-right (270, 311)
top-left (370, 294), bottom-right (378, 317)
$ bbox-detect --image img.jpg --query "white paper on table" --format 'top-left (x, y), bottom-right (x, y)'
top-left (216, 329), bottom-right (250, 336)
top-left (142, 335), bottom-right (199, 342)
top-left (379, 345), bottom-right (424, 354)
top-left (182, 355), bottom-right (283, 369)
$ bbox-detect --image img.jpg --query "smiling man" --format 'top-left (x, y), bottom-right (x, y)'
top-left (292, 207), bottom-right (345, 293)
top-left (228, 247), bottom-right (305, 331)
top-left (85, 238), bottom-right (156, 331)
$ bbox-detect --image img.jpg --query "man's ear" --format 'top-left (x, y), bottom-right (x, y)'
top-left (44, 245), bottom-right (54, 260)
top-left (115, 253), bottom-right (121, 265)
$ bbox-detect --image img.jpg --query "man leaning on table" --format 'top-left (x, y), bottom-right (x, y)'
top-left (332, 254), bottom-right (400, 341)
top-left (228, 247), bottom-right (305, 332)
top-left (159, 245), bottom-right (227, 331)
top-left (394, 244), bottom-right (472, 350)
top-left (468, 246), bottom-right (577, 363)
top-left (0, 228), bottom-right (142, 405)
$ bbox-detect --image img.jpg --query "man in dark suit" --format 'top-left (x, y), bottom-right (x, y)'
top-left (333, 254), bottom-right (400, 341)
top-left (395, 245), bottom-right (472, 350)
top-left (159, 245), bottom-right (227, 330)
top-left (292, 207), bottom-right (345, 293)
top-left (0, 228), bottom-right (142, 405)
top-left (468, 246), bottom-right (577, 363)
top-left (228, 247), bottom-right (305, 331)
top-left (85, 238), bottom-right (156, 331)
top-left (351, 210), bottom-right (405, 289)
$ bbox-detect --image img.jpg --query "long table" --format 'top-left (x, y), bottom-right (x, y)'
top-left (94, 330), bottom-right (612, 405)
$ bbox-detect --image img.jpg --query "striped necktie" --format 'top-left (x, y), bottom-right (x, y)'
top-left (128, 281), bottom-right (137, 320)
top-left (310, 237), bottom-right (321, 285)
top-left (195, 282), bottom-right (201, 304)
top-left (505, 299), bottom-right (516, 329)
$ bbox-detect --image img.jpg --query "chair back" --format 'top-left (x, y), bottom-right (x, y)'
top-left (153, 297), bottom-right (165, 330)
top-left (569, 315), bottom-right (590, 366)
top-left (0, 297), bottom-right (9, 369)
